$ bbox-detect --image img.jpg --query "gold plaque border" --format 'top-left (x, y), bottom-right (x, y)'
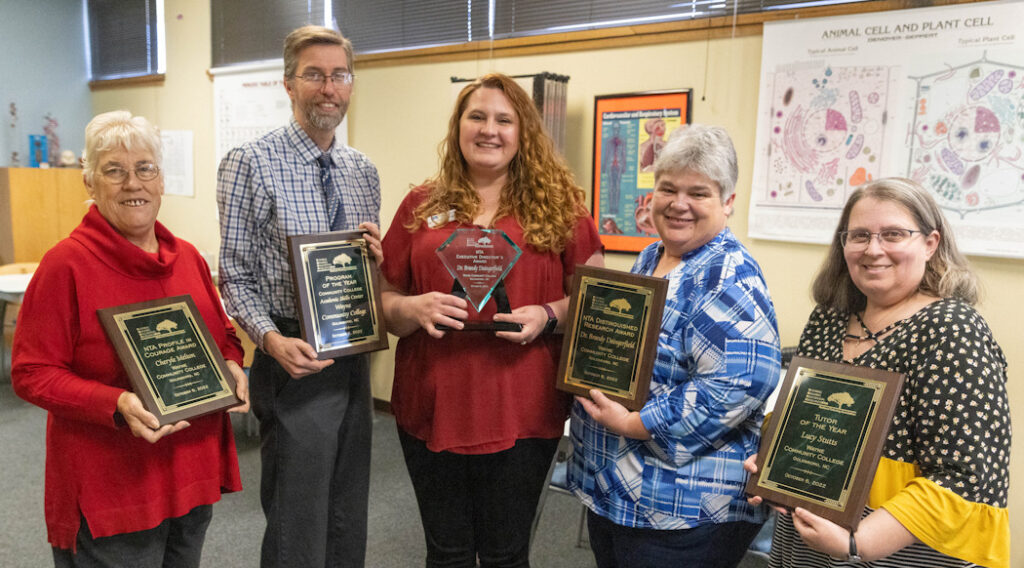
top-left (556, 265), bottom-right (667, 411)
top-left (288, 230), bottom-right (389, 360)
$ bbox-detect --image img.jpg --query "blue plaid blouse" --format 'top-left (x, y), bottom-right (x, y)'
top-left (216, 118), bottom-right (380, 347)
top-left (567, 228), bottom-right (781, 529)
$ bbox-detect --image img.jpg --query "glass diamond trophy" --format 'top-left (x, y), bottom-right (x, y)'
top-left (435, 227), bottom-right (523, 332)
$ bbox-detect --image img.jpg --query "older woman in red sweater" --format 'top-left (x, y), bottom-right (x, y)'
top-left (12, 110), bottom-right (249, 567)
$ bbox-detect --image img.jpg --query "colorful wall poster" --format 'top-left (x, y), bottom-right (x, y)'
top-left (592, 91), bottom-right (692, 252)
top-left (749, 2), bottom-right (1024, 258)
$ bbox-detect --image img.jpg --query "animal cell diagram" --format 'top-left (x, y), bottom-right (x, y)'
top-left (764, 65), bottom-right (891, 206)
top-left (906, 53), bottom-right (1024, 218)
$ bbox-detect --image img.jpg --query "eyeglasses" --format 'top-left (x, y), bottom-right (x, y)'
top-left (839, 228), bottom-right (922, 249)
top-left (100, 163), bottom-right (160, 184)
top-left (293, 71), bottom-right (355, 86)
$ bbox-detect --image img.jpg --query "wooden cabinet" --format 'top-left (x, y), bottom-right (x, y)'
top-left (0, 167), bottom-right (91, 263)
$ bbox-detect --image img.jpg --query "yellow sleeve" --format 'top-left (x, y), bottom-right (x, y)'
top-left (870, 459), bottom-right (1009, 568)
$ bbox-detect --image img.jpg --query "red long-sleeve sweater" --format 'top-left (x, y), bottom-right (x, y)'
top-left (12, 205), bottom-right (243, 550)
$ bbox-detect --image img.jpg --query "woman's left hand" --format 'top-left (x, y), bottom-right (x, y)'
top-left (494, 304), bottom-right (548, 345)
top-left (225, 360), bottom-right (250, 414)
top-left (117, 391), bottom-right (190, 443)
top-left (575, 389), bottom-right (651, 440)
top-left (790, 507), bottom-right (849, 559)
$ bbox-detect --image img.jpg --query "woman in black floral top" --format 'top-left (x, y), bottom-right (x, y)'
top-left (749, 177), bottom-right (1010, 568)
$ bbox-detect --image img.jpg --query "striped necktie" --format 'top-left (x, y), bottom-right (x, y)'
top-left (316, 153), bottom-right (345, 230)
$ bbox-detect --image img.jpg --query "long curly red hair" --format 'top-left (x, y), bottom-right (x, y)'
top-left (408, 73), bottom-right (587, 253)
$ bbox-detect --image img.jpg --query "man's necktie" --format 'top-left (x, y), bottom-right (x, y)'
top-left (317, 153), bottom-right (346, 230)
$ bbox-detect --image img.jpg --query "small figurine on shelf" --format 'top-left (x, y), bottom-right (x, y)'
top-left (8, 102), bottom-right (19, 167)
top-left (58, 149), bottom-right (78, 168)
top-left (43, 113), bottom-right (60, 166)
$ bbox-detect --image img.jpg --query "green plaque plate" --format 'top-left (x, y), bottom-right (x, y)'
top-left (745, 357), bottom-right (905, 530)
top-left (288, 230), bottom-right (389, 359)
top-left (556, 265), bottom-right (667, 411)
top-left (97, 295), bottom-right (241, 426)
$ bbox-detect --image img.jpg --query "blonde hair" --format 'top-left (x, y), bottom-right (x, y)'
top-left (409, 73), bottom-right (587, 253)
top-left (82, 110), bottom-right (162, 185)
top-left (811, 177), bottom-right (979, 312)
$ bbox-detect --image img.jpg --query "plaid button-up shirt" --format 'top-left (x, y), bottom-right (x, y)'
top-left (216, 118), bottom-right (380, 348)
top-left (568, 228), bottom-right (781, 529)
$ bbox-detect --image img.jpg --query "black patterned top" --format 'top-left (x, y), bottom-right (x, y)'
top-left (769, 298), bottom-right (1011, 568)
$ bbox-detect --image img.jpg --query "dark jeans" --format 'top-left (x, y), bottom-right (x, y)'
top-left (587, 510), bottom-right (762, 568)
top-left (251, 317), bottom-right (372, 568)
top-left (398, 428), bottom-right (559, 568)
top-left (52, 505), bottom-right (212, 568)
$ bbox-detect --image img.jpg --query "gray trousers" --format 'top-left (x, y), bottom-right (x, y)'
top-left (251, 318), bottom-right (372, 568)
top-left (52, 505), bottom-right (212, 568)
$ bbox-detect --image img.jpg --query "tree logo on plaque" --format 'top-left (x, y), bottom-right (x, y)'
top-left (435, 227), bottom-right (522, 332)
top-left (97, 296), bottom-right (243, 426)
top-left (555, 266), bottom-right (667, 411)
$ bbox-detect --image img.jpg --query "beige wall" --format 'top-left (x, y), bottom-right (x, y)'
top-left (93, 2), bottom-right (1021, 562)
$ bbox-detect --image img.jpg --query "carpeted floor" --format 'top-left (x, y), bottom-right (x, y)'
top-left (0, 386), bottom-right (597, 567)
top-left (0, 384), bottom-right (770, 567)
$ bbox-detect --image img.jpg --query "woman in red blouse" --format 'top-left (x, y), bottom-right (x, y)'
top-left (380, 73), bottom-right (603, 567)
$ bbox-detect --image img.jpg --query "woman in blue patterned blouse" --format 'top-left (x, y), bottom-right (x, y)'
top-left (567, 124), bottom-right (782, 568)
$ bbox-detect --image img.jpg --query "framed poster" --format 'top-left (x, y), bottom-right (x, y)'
top-left (592, 90), bottom-right (692, 252)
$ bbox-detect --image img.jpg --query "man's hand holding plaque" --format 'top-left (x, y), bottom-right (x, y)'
top-left (435, 227), bottom-right (523, 332)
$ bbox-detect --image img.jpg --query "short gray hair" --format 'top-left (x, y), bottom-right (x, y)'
top-left (82, 110), bottom-right (162, 185)
top-left (283, 25), bottom-right (353, 79)
top-left (653, 124), bottom-right (738, 202)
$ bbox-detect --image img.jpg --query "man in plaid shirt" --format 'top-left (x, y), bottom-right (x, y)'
top-left (216, 26), bottom-right (381, 568)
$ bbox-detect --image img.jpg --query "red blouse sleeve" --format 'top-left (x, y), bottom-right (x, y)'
top-left (380, 189), bottom-right (426, 293)
top-left (11, 247), bottom-right (124, 426)
top-left (561, 215), bottom-right (603, 275)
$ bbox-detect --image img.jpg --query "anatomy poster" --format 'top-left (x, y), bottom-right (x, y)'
top-left (592, 91), bottom-right (692, 252)
top-left (749, 2), bottom-right (1024, 258)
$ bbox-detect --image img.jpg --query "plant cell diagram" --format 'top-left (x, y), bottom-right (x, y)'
top-left (906, 53), bottom-right (1024, 218)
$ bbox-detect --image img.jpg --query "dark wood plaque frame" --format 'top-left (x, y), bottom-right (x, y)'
top-left (745, 356), bottom-right (905, 530)
top-left (556, 265), bottom-right (667, 411)
top-left (97, 295), bottom-right (241, 426)
top-left (288, 230), bottom-right (389, 360)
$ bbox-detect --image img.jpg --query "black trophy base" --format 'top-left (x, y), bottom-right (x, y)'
top-left (435, 321), bottom-right (523, 332)
top-left (436, 280), bottom-right (522, 332)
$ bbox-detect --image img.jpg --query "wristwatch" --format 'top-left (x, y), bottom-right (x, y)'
top-left (847, 532), bottom-right (863, 562)
top-left (541, 304), bottom-right (558, 334)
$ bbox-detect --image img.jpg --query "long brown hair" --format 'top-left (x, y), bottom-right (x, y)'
top-left (408, 73), bottom-right (587, 253)
top-left (811, 177), bottom-right (978, 312)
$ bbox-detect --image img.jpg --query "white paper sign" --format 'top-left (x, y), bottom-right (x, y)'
top-left (160, 130), bottom-right (194, 197)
